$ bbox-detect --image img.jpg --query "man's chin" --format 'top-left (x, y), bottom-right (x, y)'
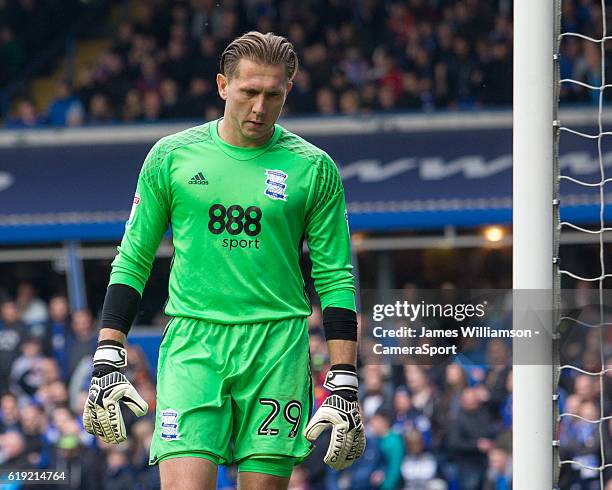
top-left (243, 123), bottom-right (271, 139)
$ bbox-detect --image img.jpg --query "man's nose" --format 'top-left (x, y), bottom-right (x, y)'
top-left (252, 95), bottom-right (265, 115)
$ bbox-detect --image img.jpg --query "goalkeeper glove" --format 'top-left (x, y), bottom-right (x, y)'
top-left (303, 365), bottom-right (366, 470)
top-left (83, 340), bottom-right (148, 444)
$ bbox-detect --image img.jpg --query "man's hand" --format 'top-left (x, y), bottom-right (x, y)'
top-left (83, 340), bottom-right (148, 444)
top-left (303, 365), bottom-right (365, 470)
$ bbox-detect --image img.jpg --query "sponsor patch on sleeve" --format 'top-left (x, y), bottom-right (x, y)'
top-left (127, 193), bottom-right (140, 225)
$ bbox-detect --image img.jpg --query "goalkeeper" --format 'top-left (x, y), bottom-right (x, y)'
top-left (83, 31), bottom-right (365, 490)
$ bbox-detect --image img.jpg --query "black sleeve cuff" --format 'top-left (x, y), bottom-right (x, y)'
top-left (323, 307), bottom-right (358, 341)
top-left (100, 284), bottom-right (141, 335)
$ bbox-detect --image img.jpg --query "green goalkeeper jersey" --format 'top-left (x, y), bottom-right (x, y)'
top-left (109, 119), bottom-right (355, 323)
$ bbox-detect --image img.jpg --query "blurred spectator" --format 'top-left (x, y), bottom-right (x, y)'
top-left (339, 89), bottom-right (361, 116)
top-left (131, 418), bottom-right (160, 488)
top-left (574, 374), bottom-right (599, 404)
top-left (316, 88), bottom-right (337, 116)
top-left (483, 446), bottom-right (512, 490)
top-left (174, 77), bottom-right (215, 119)
top-left (205, 104), bottom-right (222, 121)
top-left (142, 90), bottom-right (162, 122)
top-left (360, 82), bottom-right (379, 112)
top-left (50, 415), bottom-right (101, 488)
top-left (378, 83), bottom-right (399, 112)
top-left (0, 431), bottom-right (27, 469)
top-left (340, 432), bottom-right (384, 490)
top-left (401, 430), bottom-right (441, 490)
top-left (66, 309), bottom-right (96, 380)
top-left (481, 42), bottom-right (512, 105)
top-left (373, 48), bottom-right (403, 99)
top-left (300, 429), bottom-right (332, 490)
top-left (159, 78), bottom-right (181, 119)
top-left (15, 281), bottom-right (48, 327)
top-left (44, 295), bottom-right (71, 379)
top-left (392, 387), bottom-right (432, 448)
top-left (10, 336), bottom-right (45, 400)
top-left (0, 298), bottom-right (26, 394)
top-left (447, 388), bottom-right (496, 490)
top-left (369, 409), bottom-right (405, 490)
top-left (500, 369), bottom-right (512, 430)
top-left (103, 445), bottom-right (138, 489)
top-left (362, 365), bottom-right (390, 419)
top-left (397, 72), bottom-right (423, 110)
top-left (46, 80), bottom-right (85, 127)
top-left (95, 50), bottom-right (131, 109)
top-left (20, 403), bottom-right (51, 469)
top-left (136, 56), bottom-right (161, 95)
top-left (0, 26), bottom-right (25, 86)
top-left (287, 70), bottom-right (316, 114)
top-left (341, 47), bottom-right (369, 87)
top-left (74, 66), bottom-right (98, 111)
top-left (0, 393), bottom-right (20, 432)
top-left (432, 363), bottom-right (468, 450)
top-left (87, 93), bottom-right (115, 124)
top-left (44, 379), bottom-right (70, 411)
top-left (572, 41), bottom-right (601, 107)
top-left (560, 400), bottom-right (601, 488)
top-left (112, 21), bottom-right (134, 60)
top-left (483, 339), bottom-right (511, 416)
top-left (161, 39), bottom-right (191, 88)
top-left (405, 366), bottom-right (435, 419)
top-left (4, 99), bottom-right (44, 129)
top-left (121, 88), bottom-right (143, 122)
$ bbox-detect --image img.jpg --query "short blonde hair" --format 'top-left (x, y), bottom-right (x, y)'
top-left (220, 31), bottom-right (299, 81)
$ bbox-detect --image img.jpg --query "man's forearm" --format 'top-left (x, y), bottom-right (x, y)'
top-left (98, 283), bottom-right (141, 340)
top-left (327, 339), bottom-right (357, 366)
top-left (98, 327), bottom-right (126, 344)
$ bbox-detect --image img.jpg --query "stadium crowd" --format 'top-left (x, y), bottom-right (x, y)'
top-left (1, 0), bottom-right (607, 128)
top-left (0, 280), bottom-right (609, 489)
top-left (0, 0), bottom-right (90, 90)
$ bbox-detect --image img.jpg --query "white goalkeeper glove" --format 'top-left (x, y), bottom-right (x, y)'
top-left (303, 365), bottom-right (366, 470)
top-left (83, 340), bottom-right (148, 444)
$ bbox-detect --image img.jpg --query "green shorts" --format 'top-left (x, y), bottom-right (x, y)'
top-left (149, 316), bottom-right (314, 472)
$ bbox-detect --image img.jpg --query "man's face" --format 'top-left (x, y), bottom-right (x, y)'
top-left (217, 58), bottom-right (292, 146)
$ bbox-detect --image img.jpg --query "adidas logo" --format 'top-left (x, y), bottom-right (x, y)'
top-left (188, 172), bottom-right (208, 185)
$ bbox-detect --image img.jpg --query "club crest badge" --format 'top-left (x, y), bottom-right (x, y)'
top-left (160, 409), bottom-right (180, 440)
top-left (264, 169), bottom-right (288, 201)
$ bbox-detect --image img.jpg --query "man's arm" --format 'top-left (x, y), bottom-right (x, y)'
top-left (327, 339), bottom-right (357, 366)
top-left (304, 155), bottom-right (356, 314)
top-left (98, 328), bottom-right (126, 344)
top-left (107, 140), bottom-right (172, 307)
top-left (83, 140), bottom-right (172, 444)
top-left (305, 155), bottom-right (358, 350)
top-left (98, 139), bottom-right (172, 338)
top-left (303, 154), bottom-right (365, 469)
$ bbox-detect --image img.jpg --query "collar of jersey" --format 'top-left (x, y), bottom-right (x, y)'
top-left (210, 119), bottom-right (281, 160)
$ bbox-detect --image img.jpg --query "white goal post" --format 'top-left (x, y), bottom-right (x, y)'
top-left (513, 0), bottom-right (554, 488)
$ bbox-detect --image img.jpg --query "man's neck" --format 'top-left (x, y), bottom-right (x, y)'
top-left (217, 118), bottom-right (273, 148)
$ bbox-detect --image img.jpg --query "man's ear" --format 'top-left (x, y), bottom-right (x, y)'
top-left (286, 80), bottom-right (294, 95)
top-left (217, 73), bottom-right (228, 100)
